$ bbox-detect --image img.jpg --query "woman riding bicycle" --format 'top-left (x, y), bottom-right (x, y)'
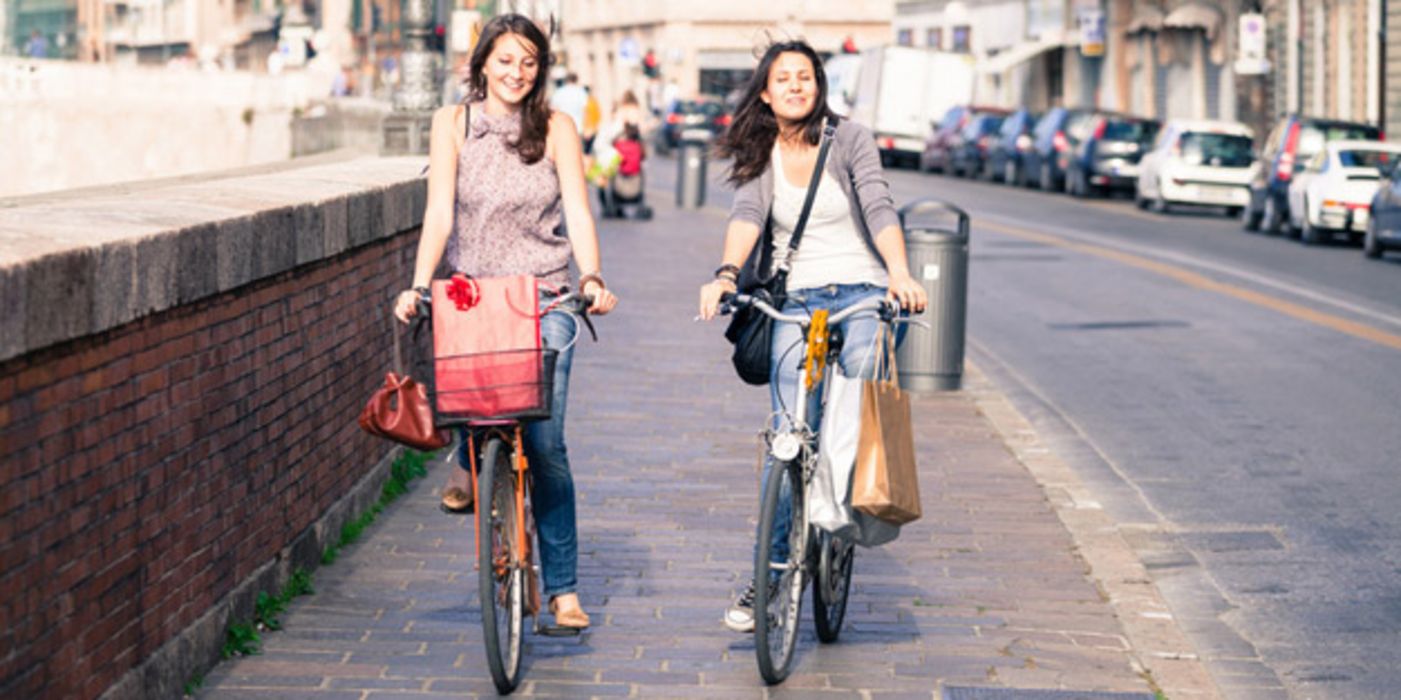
top-left (696, 39), bottom-right (928, 633)
top-left (392, 13), bottom-right (618, 632)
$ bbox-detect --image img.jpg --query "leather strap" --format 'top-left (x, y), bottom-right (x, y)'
top-left (776, 120), bottom-right (838, 276)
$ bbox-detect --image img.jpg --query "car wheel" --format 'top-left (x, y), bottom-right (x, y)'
top-left (1226, 206), bottom-right (1243, 218)
top-left (1300, 216), bottom-right (1323, 245)
top-left (1364, 219), bottom-right (1383, 259)
top-left (1241, 196), bottom-right (1262, 231)
top-left (1261, 195), bottom-right (1283, 234)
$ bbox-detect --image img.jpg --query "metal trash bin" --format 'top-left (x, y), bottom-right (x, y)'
top-left (895, 199), bottom-right (970, 391)
top-left (676, 128), bottom-right (711, 209)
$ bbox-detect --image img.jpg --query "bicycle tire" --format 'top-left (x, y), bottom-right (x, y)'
top-left (753, 460), bottom-right (806, 684)
top-left (478, 437), bottom-right (525, 694)
top-left (812, 531), bottom-right (854, 643)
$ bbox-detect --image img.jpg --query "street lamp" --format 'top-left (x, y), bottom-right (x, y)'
top-left (381, 0), bottom-right (443, 154)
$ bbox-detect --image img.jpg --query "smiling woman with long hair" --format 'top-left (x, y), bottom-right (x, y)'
top-left (697, 39), bottom-right (927, 632)
top-left (392, 13), bottom-right (619, 632)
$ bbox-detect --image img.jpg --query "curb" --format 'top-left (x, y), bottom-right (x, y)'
top-left (964, 360), bottom-right (1223, 699)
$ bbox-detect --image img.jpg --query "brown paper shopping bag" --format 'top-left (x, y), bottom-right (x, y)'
top-left (851, 326), bottom-right (922, 525)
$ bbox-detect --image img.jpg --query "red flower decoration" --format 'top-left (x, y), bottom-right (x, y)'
top-left (446, 274), bottom-right (480, 311)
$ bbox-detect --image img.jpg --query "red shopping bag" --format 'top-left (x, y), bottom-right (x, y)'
top-left (430, 274), bottom-right (551, 422)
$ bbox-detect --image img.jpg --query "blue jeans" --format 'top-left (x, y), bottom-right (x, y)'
top-left (457, 294), bottom-right (579, 597)
top-left (757, 283), bottom-right (889, 569)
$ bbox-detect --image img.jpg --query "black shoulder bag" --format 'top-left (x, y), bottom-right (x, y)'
top-left (725, 121), bottom-right (837, 385)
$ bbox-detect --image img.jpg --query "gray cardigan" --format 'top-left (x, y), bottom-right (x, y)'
top-left (729, 119), bottom-right (902, 284)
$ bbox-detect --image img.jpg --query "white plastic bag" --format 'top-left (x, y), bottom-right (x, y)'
top-left (808, 370), bottom-right (899, 547)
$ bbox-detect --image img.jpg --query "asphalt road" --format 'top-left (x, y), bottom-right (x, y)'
top-left (648, 151), bottom-right (1401, 698)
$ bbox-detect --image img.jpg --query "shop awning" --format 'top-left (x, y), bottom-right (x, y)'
top-left (977, 32), bottom-right (1072, 75)
top-left (1164, 2), bottom-right (1224, 40)
top-left (1125, 4), bottom-right (1165, 34)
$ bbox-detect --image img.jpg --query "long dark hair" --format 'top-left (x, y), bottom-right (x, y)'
top-left (717, 40), bottom-right (838, 185)
top-left (467, 14), bottom-right (553, 164)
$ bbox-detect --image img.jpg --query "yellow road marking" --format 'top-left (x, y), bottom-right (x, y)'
top-left (980, 219), bottom-right (1401, 352)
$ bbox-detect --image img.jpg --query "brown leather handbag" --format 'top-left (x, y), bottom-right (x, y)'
top-left (359, 311), bottom-right (449, 450)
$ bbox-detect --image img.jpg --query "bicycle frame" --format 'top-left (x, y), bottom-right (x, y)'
top-left (465, 425), bottom-right (531, 572)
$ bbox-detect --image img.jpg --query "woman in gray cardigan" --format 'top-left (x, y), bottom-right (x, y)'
top-left (696, 40), bottom-right (927, 632)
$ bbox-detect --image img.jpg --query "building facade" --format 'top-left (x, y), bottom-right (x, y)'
top-left (558, 0), bottom-right (894, 116)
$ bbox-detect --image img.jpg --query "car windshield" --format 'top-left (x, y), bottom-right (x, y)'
top-left (938, 108), bottom-right (965, 131)
top-left (1180, 132), bottom-right (1254, 167)
top-left (970, 116), bottom-right (1004, 136)
top-left (678, 101), bottom-right (724, 116)
top-left (1337, 149), bottom-right (1395, 170)
top-left (1298, 124), bottom-right (1381, 157)
top-left (1104, 120), bottom-right (1159, 143)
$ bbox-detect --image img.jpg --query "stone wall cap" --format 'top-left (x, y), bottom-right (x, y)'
top-left (0, 156), bottom-right (427, 363)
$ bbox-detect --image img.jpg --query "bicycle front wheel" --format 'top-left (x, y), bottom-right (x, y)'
top-left (478, 437), bottom-right (525, 694)
top-left (812, 531), bottom-right (854, 643)
top-left (753, 460), bottom-right (807, 684)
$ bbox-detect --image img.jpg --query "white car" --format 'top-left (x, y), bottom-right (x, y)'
top-left (1286, 140), bottom-right (1399, 245)
top-left (1135, 119), bottom-right (1255, 215)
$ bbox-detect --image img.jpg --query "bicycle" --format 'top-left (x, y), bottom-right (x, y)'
top-left (419, 290), bottom-right (594, 695)
top-left (719, 292), bottom-right (909, 684)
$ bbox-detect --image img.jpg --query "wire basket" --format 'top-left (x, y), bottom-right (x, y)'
top-left (427, 347), bottom-right (557, 426)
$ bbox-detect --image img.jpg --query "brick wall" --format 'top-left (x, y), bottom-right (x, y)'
top-left (0, 232), bottom-right (413, 699)
top-left (0, 158), bottom-right (426, 699)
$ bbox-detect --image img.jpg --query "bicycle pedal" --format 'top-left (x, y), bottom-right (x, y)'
top-left (537, 625), bottom-right (584, 638)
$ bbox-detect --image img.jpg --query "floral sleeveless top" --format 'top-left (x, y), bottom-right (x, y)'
top-left (445, 103), bottom-right (571, 287)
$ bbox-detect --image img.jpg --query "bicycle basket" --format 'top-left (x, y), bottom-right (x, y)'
top-left (429, 347), bottom-right (557, 426)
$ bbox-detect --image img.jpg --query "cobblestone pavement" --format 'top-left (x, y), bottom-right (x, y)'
top-left (198, 188), bottom-right (1189, 699)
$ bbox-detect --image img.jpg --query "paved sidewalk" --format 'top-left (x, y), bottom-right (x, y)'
top-left (199, 188), bottom-right (1211, 699)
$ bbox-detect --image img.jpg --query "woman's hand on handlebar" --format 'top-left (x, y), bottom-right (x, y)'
top-left (887, 271), bottom-right (927, 314)
top-left (698, 278), bottom-right (736, 321)
top-left (582, 280), bottom-right (618, 315)
top-left (393, 289), bottom-right (425, 324)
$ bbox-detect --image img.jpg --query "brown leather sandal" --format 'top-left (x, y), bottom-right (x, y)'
top-left (440, 486), bottom-right (473, 514)
top-left (548, 597), bottom-right (590, 630)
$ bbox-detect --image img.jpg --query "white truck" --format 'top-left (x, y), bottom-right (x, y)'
top-left (841, 46), bottom-right (976, 168)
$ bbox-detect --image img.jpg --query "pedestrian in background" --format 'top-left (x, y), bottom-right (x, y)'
top-left (550, 72), bottom-right (588, 139)
top-left (695, 39), bottom-right (926, 633)
top-left (392, 13), bottom-right (618, 632)
top-left (582, 86), bottom-right (601, 153)
top-left (25, 30), bottom-right (49, 59)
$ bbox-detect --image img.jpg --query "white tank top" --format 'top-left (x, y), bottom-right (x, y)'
top-left (769, 144), bottom-right (889, 291)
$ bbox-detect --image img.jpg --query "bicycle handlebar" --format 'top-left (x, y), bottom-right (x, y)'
top-left (719, 292), bottom-right (906, 326)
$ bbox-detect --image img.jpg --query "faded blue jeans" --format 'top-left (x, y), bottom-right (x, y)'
top-left (757, 283), bottom-right (890, 570)
top-left (457, 293), bottom-right (579, 597)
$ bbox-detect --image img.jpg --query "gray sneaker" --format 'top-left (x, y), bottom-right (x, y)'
top-left (723, 581), bottom-right (758, 632)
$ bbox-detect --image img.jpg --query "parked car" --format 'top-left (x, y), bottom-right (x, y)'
top-left (1365, 164), bottom-right (1401, 258)
top-left (1023, 107), bottom-right (1096, 190)
top-left (920, 106), bottom-right (969, 173)
top-left (983, 108), bottom-right (1038, 184)
top-left (1241, 114), bottom-right (1381, 233)
top-left (1287, 141), bottom-right (1401, 245)
top-left (1064, 113), bottom-right (1161, 197)
top-left (923, 106), bottom-right (1008, 173)
top-left (948, 112), bottom-right (1007, 179)
top-left (1135, 119), bottom-right (1255, 215)
top-left (656, 98), bottom-right (730, 154)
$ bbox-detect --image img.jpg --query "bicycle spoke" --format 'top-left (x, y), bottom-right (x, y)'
top-left (479, 437), bottom-right (524, 694)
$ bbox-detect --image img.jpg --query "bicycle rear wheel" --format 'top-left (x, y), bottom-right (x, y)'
top-left (478, 437), bottom-right (525, 694)
top-left (812, 531), bottom-right (854, 643)
top-left (753, 460), bottom-right (807, 684)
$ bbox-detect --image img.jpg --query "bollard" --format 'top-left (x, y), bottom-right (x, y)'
top-left (895, 199), bottom-right (970, 391)
top-left (676, 128), bottom-right (711, 209)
